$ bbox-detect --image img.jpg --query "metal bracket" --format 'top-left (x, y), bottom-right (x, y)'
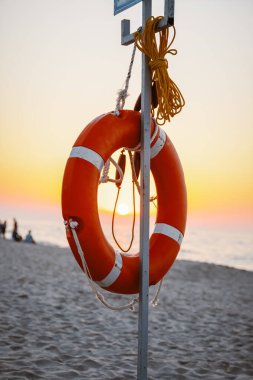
top-left (121, 0), bottom-right (174, 45)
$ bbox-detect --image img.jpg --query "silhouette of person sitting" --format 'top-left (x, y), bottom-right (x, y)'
top-left (25, 230), bottom-right (36, 244)
top-left (12, 218), bottom-right (22, 242)
top-left (0, 220), bottom-right (7, 239)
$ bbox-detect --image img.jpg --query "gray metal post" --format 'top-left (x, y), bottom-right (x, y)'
top-left (118, 1), bottom-right (175, 378)
top-left (137, 1), bottom-right (152, 379)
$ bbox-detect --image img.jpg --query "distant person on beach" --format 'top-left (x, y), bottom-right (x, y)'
top-left (0, 220), bottom-right (7, 239)
top-left (25, 230), bottom-right (36, 244)
top-left (12, 218), bottom-right (22, 242)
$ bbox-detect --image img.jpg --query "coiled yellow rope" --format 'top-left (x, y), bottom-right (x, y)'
top-left (134, 16), bottom-right (185, 125)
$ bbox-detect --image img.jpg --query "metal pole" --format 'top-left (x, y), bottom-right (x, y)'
top-left (137, 0), bottom-right (152, 379)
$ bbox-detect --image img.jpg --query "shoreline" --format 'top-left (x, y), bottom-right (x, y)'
top-left (1, 236), bottom-right (252, 273)
top-left (0, 238), bottom-right (252, 379)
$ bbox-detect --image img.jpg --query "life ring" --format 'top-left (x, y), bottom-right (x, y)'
top-left (62, 110), bottom-right (187, 295)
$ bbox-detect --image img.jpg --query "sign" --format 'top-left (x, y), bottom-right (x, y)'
top-left (114, 0), bottom-right (141, 15)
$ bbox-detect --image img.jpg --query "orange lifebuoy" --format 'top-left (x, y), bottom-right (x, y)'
top-left (62, 110), bottom-right (187, 295)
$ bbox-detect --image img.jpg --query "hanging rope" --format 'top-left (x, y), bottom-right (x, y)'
top-left (134, 16), bottom-right (185, 126)
top-left (114, 43), bottom-right (137, 115)
top-left (111, 151), bottom-right (136, 253)
top-left (66, 219), bottom-right (163, 311)
top-left (66, 219), bottom-right (139, 311)
top-left (101, 123), bottom-right (158, 252)
top-left (110, 121), bottom-right (159, 252)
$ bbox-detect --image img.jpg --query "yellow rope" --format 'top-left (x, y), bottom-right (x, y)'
top-left (134, 16), bottom-right (185, 126)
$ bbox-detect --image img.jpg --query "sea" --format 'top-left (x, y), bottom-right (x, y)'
top-left (2, 211), bottom-right (252, 272)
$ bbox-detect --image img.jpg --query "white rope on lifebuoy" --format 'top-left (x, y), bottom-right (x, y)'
top-left (66, 219), bottom-right (139, 311)
top-left (99, 159), bottom-right (110, 184)
top-left (65, 219), bottom-right (164, 311)
top-left (99, 157), bottom-right (124, 185)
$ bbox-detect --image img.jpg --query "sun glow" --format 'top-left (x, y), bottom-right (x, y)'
top-left (116, 203), bottom-right (130, 216)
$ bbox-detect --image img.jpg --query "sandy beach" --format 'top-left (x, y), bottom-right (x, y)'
top-left (0, 238), bottom-right (252, 380)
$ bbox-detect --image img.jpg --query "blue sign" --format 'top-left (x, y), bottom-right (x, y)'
top-left (114, 0), bottom-right (142, 15)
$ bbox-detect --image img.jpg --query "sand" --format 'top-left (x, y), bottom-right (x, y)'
top-left (0, 238), bottom-right (252, 380)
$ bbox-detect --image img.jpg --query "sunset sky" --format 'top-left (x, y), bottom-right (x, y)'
top-left (0, 0), bottom-right (253, 227)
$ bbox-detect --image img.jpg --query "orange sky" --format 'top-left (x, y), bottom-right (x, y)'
top-left (0, 0), bottom-right (253, 226)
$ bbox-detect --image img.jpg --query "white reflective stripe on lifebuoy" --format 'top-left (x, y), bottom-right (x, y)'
top-left (69, 146), bottom-right (104, 172)
top-left (151, 127), bottom-right (166, 159)
top-left (96, 250), bottom-right (123, 288)
top-left (154, 223), bottom-right (184, 245)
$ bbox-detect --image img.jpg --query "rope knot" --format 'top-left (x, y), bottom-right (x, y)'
top-left (149, 57), bottom-right (168, 71)
top-left (69, 220), bottom-right (78, 229)
top-left (117, 88), bottom-right (129, 106)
